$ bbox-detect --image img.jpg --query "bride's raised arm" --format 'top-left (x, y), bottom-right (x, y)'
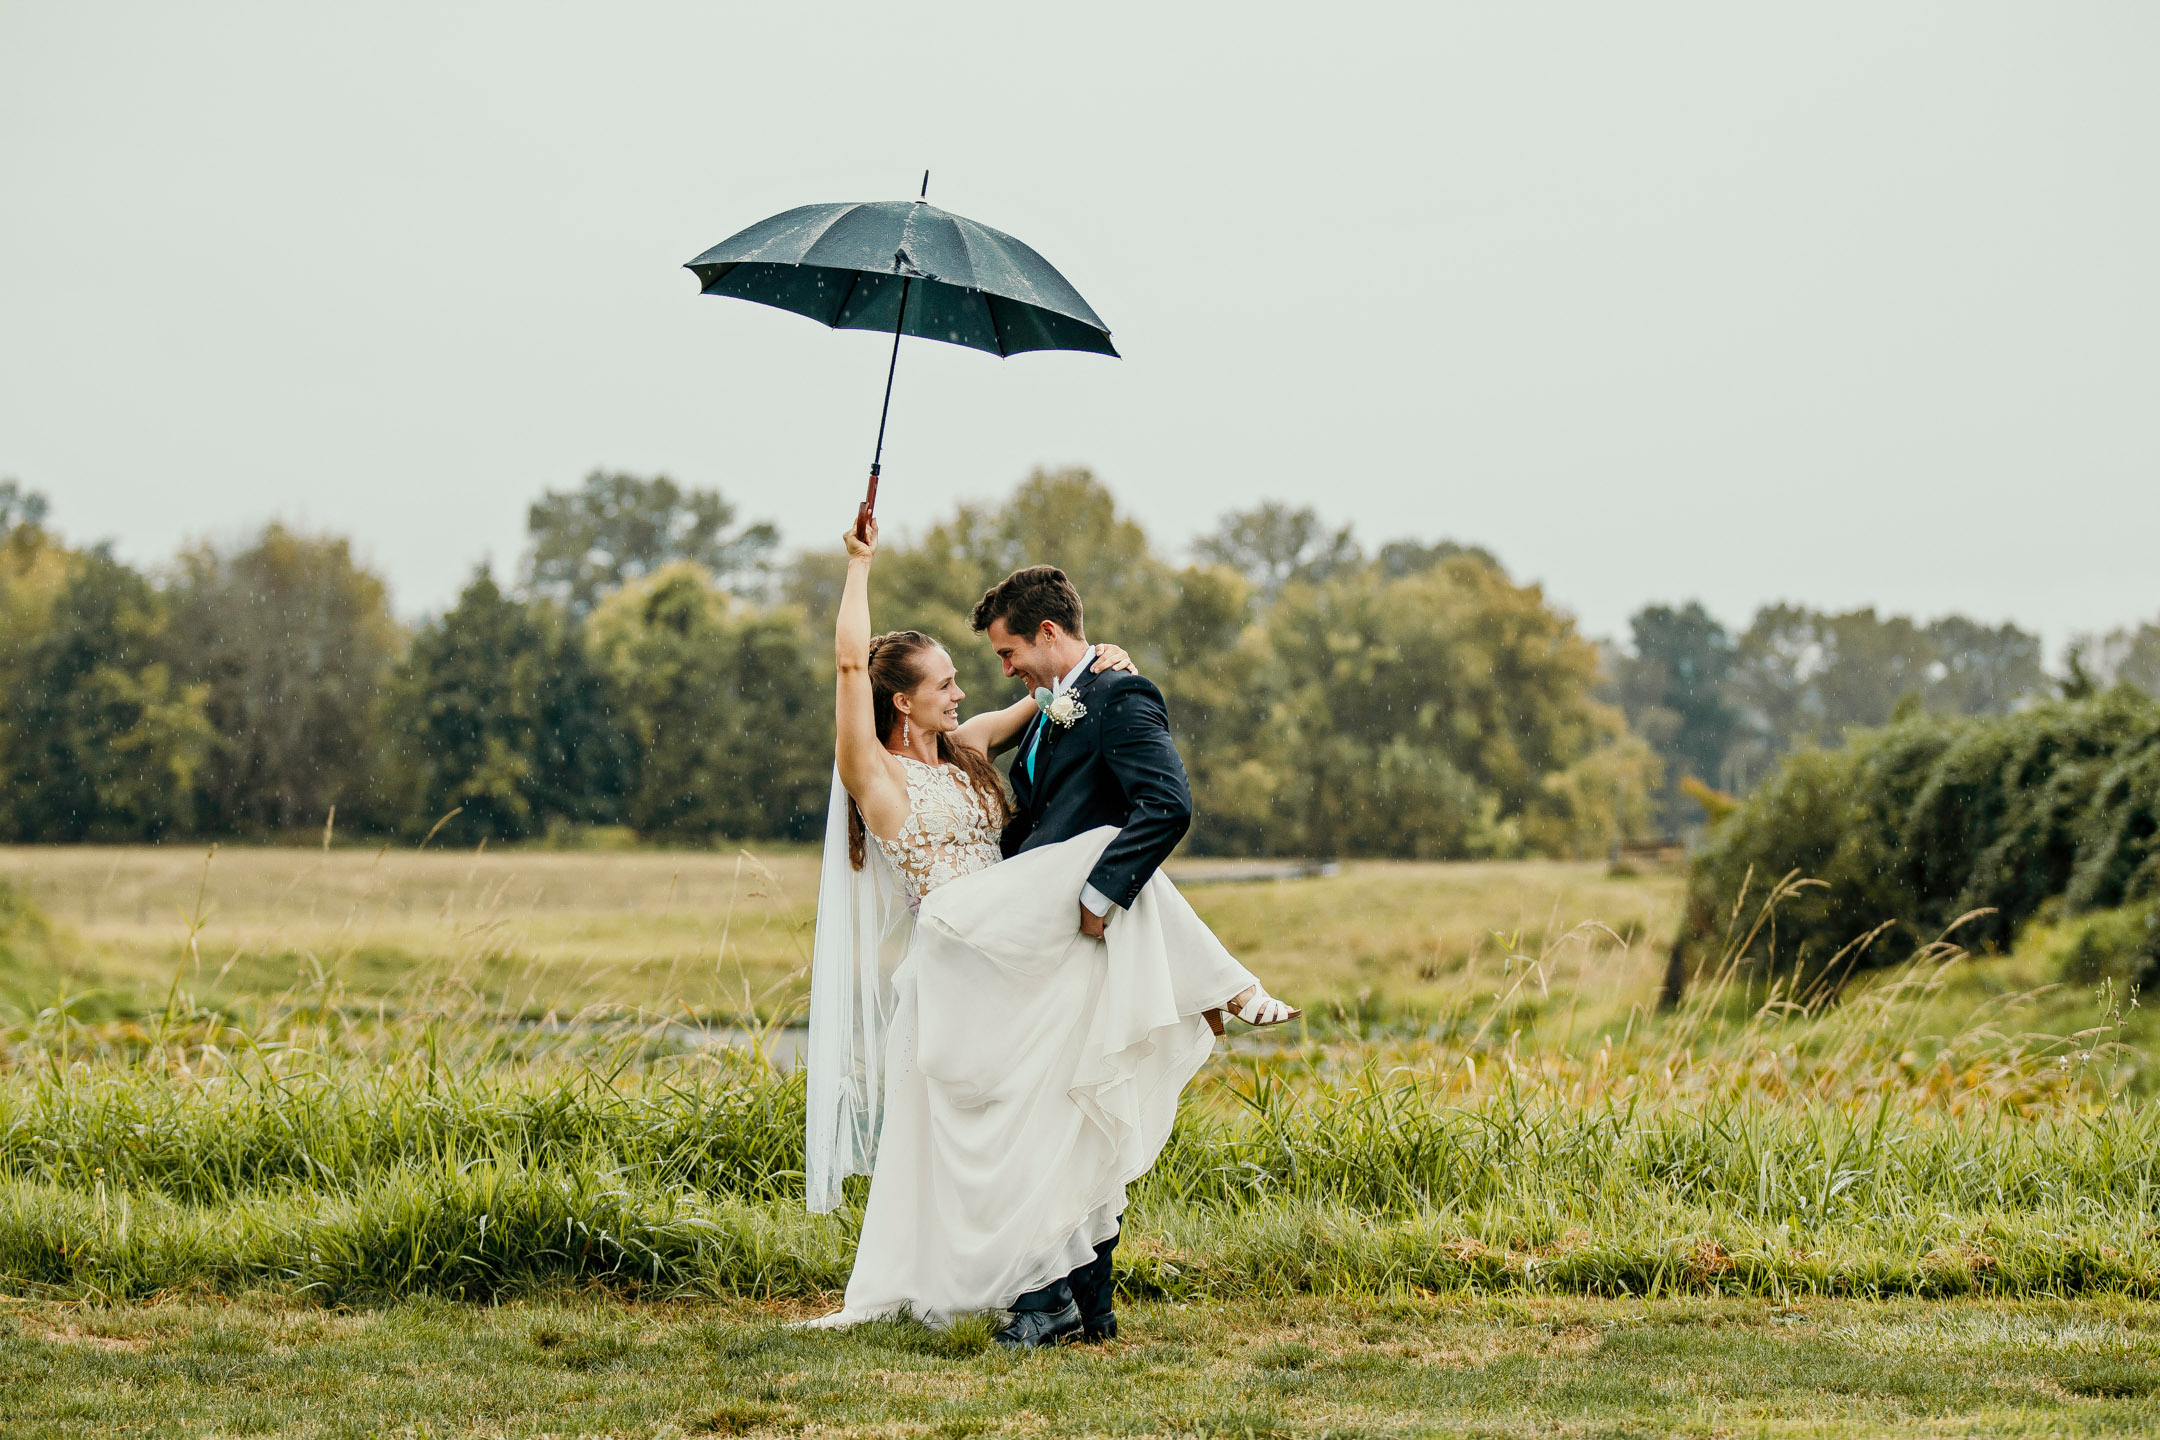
top-left (953, 644), bottom-right (1142, 757)
top-left (835, 519), bottom-right (908, 841)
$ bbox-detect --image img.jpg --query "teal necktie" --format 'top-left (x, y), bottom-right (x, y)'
top-left (1028, 682), bottom-right (1062, 781)
top-left (1024, 712), bottom-right (1048, 780)
top-left (1025, 681), bottom-right (1063, 781)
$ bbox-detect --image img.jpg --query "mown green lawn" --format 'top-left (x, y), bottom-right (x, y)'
top-left (5, 1295), bottom-right (2159, 1438)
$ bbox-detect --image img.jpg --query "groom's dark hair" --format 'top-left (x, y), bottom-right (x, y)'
top-left (970, 565), bottom-right (1086, 640)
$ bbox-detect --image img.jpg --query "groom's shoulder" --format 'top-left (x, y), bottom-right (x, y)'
top-left (1090, 669), bottom-right (1168, 711)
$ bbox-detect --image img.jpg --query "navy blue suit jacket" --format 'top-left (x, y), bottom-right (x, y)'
top-left (1000, 667), bottom-right (1193, 909)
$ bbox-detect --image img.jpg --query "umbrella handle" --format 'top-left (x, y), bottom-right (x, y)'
top-left (856, 466), bottom-right (880, 543)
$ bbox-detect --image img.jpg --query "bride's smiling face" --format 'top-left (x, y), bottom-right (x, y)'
top-left (894, 645), bottom-right (965, 737)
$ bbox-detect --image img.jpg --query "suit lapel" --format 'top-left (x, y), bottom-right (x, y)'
top-left (1023, 711), bottom-right (1053, 818)
top-left (1028, 666), bottom-right (1102, 816)
top-left (1016, 712), bottom-right (1047, 796)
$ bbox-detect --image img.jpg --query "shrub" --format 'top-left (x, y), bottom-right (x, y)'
top-left (2055, 903), bottom-right (2160, 987)
top-left (1681, 687), bottom-right (2160, 984)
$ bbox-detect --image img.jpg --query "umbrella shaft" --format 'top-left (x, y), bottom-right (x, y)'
top-left (860, 278), bottom-right (911, 540)
top-left (870, 277), bottom-right (913, 476)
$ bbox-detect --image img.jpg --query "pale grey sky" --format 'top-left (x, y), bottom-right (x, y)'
top-left (3, 2), bottom-right (2154, 648)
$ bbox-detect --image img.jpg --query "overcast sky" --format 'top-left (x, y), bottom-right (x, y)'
top-left (3, 2), bottom-right (2154, 649)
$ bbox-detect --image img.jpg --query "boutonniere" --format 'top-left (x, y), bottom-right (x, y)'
top-left (1034, 687), bottom-right (1088, 728)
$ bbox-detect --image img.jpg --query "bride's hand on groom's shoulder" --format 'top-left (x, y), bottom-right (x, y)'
top-left (844, 516), bottom-right (879, 560)
top-left (1091, 643), bottom-right (1138, 676)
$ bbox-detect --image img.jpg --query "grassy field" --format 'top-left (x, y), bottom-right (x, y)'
top-left (3, 843), bottom-right (2156, 1436)
top-left (0, 843), bottom-right (1685, 1029)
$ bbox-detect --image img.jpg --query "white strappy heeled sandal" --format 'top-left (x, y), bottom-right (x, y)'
top-left (1202, 984), bottom-right (1302, 1036)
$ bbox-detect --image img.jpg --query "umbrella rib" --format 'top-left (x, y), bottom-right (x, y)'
top-left (950, 225), bottom-right (1006, 356)
top-left (795, 203), bottom-right (860, 266)
top-left (827, 268), bottom-right (863, 329)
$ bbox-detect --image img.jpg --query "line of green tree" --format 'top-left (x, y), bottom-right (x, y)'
top-left (8, 469), bottom-right (2156, 863)
top-left (0, 472), bottom-right (1655, 856)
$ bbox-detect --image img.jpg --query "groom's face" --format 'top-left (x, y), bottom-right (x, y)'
top-left (987, 618), bottom-right (1058, 688)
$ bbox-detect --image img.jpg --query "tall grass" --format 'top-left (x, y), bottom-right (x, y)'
top-left (0, 870), bottom-right (2151, 1304)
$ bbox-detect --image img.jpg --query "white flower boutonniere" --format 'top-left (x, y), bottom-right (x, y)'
top-left (1045, 691), bottom-right (1087, 728)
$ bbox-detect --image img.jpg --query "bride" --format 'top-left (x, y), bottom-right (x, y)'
top-left (801, 515), bottom-right (1295, 1344)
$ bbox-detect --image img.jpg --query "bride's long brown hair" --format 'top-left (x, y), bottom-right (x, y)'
top-left (848, 630), bottom-right (1011, 869)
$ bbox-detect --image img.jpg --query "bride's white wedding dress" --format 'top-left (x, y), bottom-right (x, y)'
top-left (802, 755), bottom-right (1254, 1326)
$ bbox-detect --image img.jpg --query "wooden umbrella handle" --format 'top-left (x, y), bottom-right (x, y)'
top-left (855, 466), bottom-right (880, 543)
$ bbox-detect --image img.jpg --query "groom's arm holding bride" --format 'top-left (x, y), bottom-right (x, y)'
top-left (1075, 672), bottom-right (1192, 937)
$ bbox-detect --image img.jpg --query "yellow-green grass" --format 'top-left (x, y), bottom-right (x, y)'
top-left (0, 843), bottom-right (825, 1024)
top-left (0, 845), bottom-right (1685, 1030)
top-left (1181, 857), bottom-right (1682, 1033)
top-left (4, 1294), bottom-right (2157, 1438)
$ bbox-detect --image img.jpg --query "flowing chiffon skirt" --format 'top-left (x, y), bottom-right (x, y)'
top-left (816, 827), bottom-right (1254, 1325)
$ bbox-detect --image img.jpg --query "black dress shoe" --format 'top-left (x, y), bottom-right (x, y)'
top-left (1081, 1311), bottom-right (1118, 1343)
top-left (995, 1296), bottom-right (1083, 1348)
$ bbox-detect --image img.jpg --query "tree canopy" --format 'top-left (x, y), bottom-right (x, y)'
top-left (525, 471), bottom-right (779, 614)
top-left (168, 526), bottom-right (400, 834)
top-left (1612, 600), bottom-right (2052, 828)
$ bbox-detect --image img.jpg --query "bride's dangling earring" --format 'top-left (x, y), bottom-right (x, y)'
top-left (902, 716), bottom-right (910, 747)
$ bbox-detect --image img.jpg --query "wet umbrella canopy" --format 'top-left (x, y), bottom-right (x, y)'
top-left (686, 181), bottom-right (1116, 533)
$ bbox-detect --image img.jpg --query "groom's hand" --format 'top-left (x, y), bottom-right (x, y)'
top-left (1078, 904), bottom-right (1106, 939)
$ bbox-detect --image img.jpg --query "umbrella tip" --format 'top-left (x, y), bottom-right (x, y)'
top-left (920, 170), bottom-right (929, 199)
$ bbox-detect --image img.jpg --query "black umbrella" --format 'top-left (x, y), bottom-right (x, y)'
top-left (686, 175), bottom-right (1116, 537)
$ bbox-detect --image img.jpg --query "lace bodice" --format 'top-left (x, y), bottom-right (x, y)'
top-left (873, 756), bottom-right (1005, 900)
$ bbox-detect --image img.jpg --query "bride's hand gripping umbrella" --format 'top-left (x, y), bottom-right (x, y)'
top-left (686, 173), bottom-right (1118, 540)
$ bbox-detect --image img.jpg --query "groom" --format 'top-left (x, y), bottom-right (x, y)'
top-left (969, 564), bottom-right (1194, 1347)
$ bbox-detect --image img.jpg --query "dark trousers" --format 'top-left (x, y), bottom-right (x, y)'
top-left (1012, 1227), bottom-right (1118, 1321)
top-left (1006, 1226), bottom-right (1123, 1321)
top-left (1066, 1231), bottom-right (1119, 1324)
